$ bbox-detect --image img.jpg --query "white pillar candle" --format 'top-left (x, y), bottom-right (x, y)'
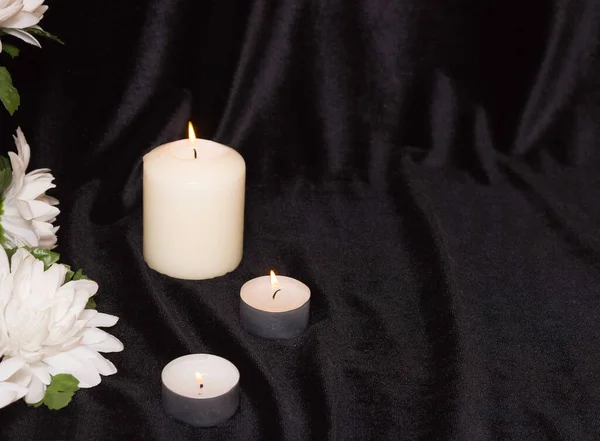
top-left (162, 354), bottom-right (240, 427)
top-left (143, 124), bottom-right (245, 280)
top-left (240, 271), bottom-right (311, 339)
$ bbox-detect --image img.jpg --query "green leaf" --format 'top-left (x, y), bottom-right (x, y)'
top-left (72, 268), bottom-right (89, 281)
top-left (5, 247), bottom-right (62, 268)
top-left (0, 67), bottom-right (19, 115)
top-left (0, 156), bottom-right (10, 171)
top-left (30, 248), bottom-right (60, 270)
top-left (4, 247), bottom-right (16, 259)
top-left (63, 265), bottom-right (74, 282)
top-left (0, 155), bottom-right (11, 174)
top-left (64, 267), bottom-right (88, 283)
top-left (31, 373), bottom-right (80, 410)
top-left (0, 168), bottom-right (11, 195)
top-left (2, 44), bottom-right (19, 58)
top-left (85, 296), bottom-right (97, 310)
top-left (0, 167), bottom-right (11, 195)
top-left (26, 27), bottom-right (63, 45)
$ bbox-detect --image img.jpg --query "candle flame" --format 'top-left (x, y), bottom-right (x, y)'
top-left (195, 372), bottom-right (203, 384)
top-left (188, 122), bottom-right (197, 144)
top-left (270, 270), bottom-right (280, 290)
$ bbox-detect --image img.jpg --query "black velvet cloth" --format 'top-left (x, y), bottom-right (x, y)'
top-left (1, 0), bottom-right (600, 440)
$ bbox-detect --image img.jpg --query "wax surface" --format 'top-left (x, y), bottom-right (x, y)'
top-left (240, 275), bottom-right (310, 312)
top-left (162, 354), bottom-right (240, 399)
top-left (143, 139), bottom-right (245, 280)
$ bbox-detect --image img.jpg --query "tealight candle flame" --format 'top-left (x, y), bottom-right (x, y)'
top-left (188, 122), bottom-right (197, 144)
top-left (195, 372), bottom-right (204, 389)
top-left (270, 270), bottom-right (280, 290)
top-left (271, 270), bottom-right (282, 300)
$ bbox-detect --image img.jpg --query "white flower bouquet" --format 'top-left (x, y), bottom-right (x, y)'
top-left (0, 3), bottom-right (124, 410)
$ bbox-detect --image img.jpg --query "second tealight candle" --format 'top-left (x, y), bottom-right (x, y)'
top-left (240, 271), bottom-right (310, 339)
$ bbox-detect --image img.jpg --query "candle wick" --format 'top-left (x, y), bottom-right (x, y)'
top-left (193, 148), bottom-right (197, 159)
top-left (272, 289), bottom-right (281, 300)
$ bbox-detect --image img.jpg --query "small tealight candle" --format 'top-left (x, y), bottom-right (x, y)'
top-left (162, 354), bottom-right (240, 427)
top-left (240, 271), bottom-right (311, 339)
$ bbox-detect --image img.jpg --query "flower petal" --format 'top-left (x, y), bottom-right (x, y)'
top-left (80, 328), bottom-right (110, 345)
top-left (91, 356), bottom-right (116, 377)
top-left (32, 5), bottom-right (47, 19)
top-left (46, 313), bottom-right (76, 346)
top-left (68, 346), bottom-right (117, 376)
top-left (36, 194), bottom-right (59, 206)
top-left (43, 352), bottom-right (83, 372)
top-left (0, 357), bottom-right (25, 381)
top-left (1, 11), bottom-right (41, 30)
top-left (0, 268), bottom-right (13, 305)
top-left (0, 381), bottom-right (28, 408)
top-left (13, 128), bottom-right (30, 168)
top-left (24, 375), bottom-right (45, 404)
top-left (78, 309), bottom-right (96, 322)
top-left (23, 0), bottom-right (45, 12)
top-left (32, 220), bottom-right (58, 249)
top-left (49, 352), bottom-right (101, 389)
top-left (86, 334), bottom-right (124, 353)
top-left (7, 151), bottom-right (25, 193)
top-left (85, 312), bottom-right (119, 328)
top-left (18, 175), bottom-right (55, 201)
top-left (16, 199), bottom-right (59, 222)
top-left (2, 28), bottom-right (40, 47)
top-left (0, 247), bottom-right (10, 273)
top-left (1, 214), bottom-right (39, 247)
top-left (63, 279), bottom-right (99, 298)
top-left (0, 1), bottom-right (23, 24)
top-left (11, 247), bottom-right (33, 269)
top-left (29, 362), bottom-right (50, 385)
top-left (73, 363), bottom-right (101, 388)
top-left (8, 364), bottom-right (31, 387)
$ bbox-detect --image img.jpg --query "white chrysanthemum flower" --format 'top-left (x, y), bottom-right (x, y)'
top-left (0, 248), bottom-right (123, 407)
top-left (0, 0), bottom-right (48, 53)
top-left (1, 127), bottom-right (59, 249)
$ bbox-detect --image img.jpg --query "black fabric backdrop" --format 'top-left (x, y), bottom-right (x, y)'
top-left (1, 0), bottom-right (600, 440)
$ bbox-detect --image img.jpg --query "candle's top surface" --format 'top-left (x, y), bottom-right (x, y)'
top-left (240, 275), bottom-right (310, 312)
top-left (162, 354), bottom-right (239, 399)
top-left (143, 138), bottom-right (245, 184)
